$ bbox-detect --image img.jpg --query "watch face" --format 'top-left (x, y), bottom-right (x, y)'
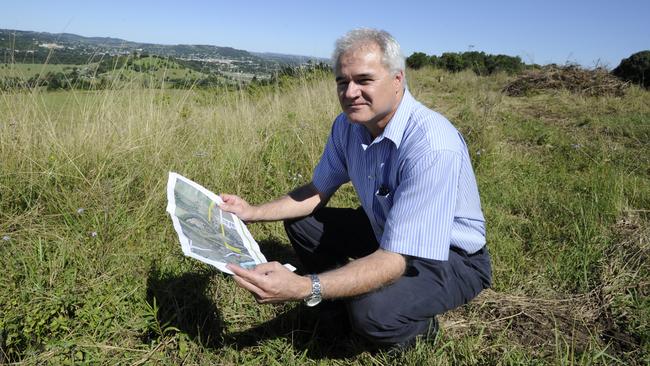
top-left (305, 295), bottom-right (322, 307)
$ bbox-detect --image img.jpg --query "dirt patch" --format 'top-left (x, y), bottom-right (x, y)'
top-left (598, 210), bottom-right (650, 359)
top-left (441, 210), bottom-right (649, 363)
top-left (441, 289), bottom-right (602, 357)
top-left (503, 66), bottom-right (629, 97)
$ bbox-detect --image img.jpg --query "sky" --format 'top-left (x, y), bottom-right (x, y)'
top-left (1, 0), bottom-right (648, 68)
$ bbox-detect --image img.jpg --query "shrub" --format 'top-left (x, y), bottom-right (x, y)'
top-left (612, 50), bottom-right (650, 89)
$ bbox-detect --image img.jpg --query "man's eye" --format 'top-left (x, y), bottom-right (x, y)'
top-left (357, 79), bottom-right (371, 85)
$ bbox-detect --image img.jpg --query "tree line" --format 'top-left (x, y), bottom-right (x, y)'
top-left (406, 51), bottom-right (526, 75)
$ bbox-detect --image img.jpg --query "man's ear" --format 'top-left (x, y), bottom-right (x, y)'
top-left (393, 70), bottom-right (404, 91)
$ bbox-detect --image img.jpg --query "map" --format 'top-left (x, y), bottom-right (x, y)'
top-left (166, 172), bottom-right (267, 274)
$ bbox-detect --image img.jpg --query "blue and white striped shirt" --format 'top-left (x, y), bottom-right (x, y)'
top-left (312, 89), bottom-right (485, 261)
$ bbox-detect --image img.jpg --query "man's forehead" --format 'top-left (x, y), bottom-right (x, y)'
top-left (338, 42), bottom-right (382, 62)
top-left (336, 45), bottom-right (384, 74)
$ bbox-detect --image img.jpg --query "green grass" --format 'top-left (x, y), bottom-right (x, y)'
top-left (0, 63), bottom-right (74, 78)
top-left (107, 56), bottom-right (216, 82)
top-left (1, 66), bottom-right (648, 364)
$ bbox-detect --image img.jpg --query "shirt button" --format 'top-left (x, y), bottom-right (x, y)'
top-left (367, 175), bottom-right (374, 180)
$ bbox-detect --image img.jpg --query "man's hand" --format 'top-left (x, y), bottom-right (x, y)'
top-left (226, 262), bottom-right (312, 304)
top-left (219, 194), bottom-right (258, 223)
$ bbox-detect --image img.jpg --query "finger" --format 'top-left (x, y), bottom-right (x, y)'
top-left (251, 262), bottom-right (278, 275)
top-left (232, 274), bottom-right (266, 299)
top-left (255, 262), bottom-right (289, 276)
top-left (227, 263), bottom-right (249, 277)
top-left (218, 199), bottom-right (235, 208)
top-left (228, 264), bottom-right (266, 284)
top-left (219, 203), bottom-right (235, 213)
top-left (233, 276), bottom-right (278, 304)
top-left (219, 199), bottom-right (243, 215)
top-left (220, 194), bottom-right (242, 205)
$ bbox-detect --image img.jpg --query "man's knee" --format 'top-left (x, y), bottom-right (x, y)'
top-left (347, 296), bottom-right (428, 346)
top-left (282, 217), bottom-right (298, 240)
top-left (283, 216), bottom-right (318, 252)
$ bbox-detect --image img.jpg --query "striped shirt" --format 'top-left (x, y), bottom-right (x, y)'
top-left (312, 89), bottom-right (485, 261)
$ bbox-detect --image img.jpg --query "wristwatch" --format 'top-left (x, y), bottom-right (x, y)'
top-left (304, 274), bottom-right (322, 307)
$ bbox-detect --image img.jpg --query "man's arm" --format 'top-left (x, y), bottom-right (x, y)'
top-left (318, 248), bottom-right (406, 298)
top-left (227, 248), bottom-right (406, 303)
top-left (220, 182), bottom-right (326, 223)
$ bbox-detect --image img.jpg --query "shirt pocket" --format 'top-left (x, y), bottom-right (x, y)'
top-left (374, 191), bottom-right (393, 216)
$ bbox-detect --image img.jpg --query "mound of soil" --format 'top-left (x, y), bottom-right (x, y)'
top-left (503, 65), bottom-right (629, 97)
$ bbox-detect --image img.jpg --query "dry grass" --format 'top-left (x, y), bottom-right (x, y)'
top-left (443, 289), bottom-right (601, 353)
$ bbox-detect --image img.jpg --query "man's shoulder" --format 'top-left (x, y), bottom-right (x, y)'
top-left (403, 100), bottom-right (464, 154)
top-left (330, 113), bottom-right (351, 132)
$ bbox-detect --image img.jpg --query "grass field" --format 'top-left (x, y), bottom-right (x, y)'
top-left (0, 63), bottom-right (74, 78)
top-left (0, 67), bottom-right (648, 365)
top-left (0, 57), bottom-right (228, 90)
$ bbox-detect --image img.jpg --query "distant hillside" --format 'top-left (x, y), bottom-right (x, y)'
top-left (251, 51), bottom-right (329, 66)
top-left (0, 28), bottom-right (326, 76)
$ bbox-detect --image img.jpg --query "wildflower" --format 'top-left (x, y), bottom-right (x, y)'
top-left (2, 235), bottom-right (9, 241)
top-left (77, 208), bottom-right (85, 215)
top-left (90, 231), bottom-right (98, 238)
top-left (290, 171), bottom-right (303, 181)
top-left (571, 144), bottom-right (582, 149)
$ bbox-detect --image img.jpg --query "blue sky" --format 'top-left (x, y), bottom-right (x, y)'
top-left (2, 0), bottom-right (648, 68)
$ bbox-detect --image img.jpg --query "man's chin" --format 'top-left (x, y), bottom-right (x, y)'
top-left (344, 111), bottom-right (371, 124)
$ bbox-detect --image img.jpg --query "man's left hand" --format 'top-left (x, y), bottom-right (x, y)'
top-left (227, 262), bottom-right (312, 304)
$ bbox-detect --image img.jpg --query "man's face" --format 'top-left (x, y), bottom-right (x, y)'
top-left (335, 44), bottom-right (403, 132)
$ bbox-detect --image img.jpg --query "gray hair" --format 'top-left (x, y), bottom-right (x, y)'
top-left (332, 28), bottom-right (405, 76)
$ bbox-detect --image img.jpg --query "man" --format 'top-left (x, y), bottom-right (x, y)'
top-left (221, 28), bottom-right (491, 349)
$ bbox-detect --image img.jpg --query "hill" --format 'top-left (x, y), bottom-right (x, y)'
top-left (0, 28), bottom-right (327, 76)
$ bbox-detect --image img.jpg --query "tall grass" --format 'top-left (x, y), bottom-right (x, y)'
top-left (1, 66), bottom-right (648, 364)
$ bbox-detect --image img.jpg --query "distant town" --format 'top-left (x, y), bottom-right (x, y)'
top-left (0, 28), bottom-right (329, 79)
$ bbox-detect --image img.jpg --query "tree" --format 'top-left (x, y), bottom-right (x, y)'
top-left (45, 71), bottom-right (66, 90)
top-left (429, 55), bottom-right (440, 68)
top-left (461, 51), bottom-right (488, 75)
top-left (406, 52), bottom-right (429, 69)
top-left (440, 52), bottom-right (466, 72)
top-left (485, 54), bottom-right (524, 75)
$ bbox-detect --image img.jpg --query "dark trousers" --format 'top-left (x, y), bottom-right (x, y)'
top-left (284, 207), bottom-right (492, 346)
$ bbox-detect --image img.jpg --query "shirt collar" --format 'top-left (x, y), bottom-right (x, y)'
top-left (375, 88), bottom-right (415, 149)
top-left (351, 88), bottom-right (416, 150)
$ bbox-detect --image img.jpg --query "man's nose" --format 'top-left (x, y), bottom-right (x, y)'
top-left (344, 81), bottom-right (360, 98)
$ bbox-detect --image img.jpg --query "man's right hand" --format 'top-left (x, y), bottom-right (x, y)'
top-left (219, 194), bottom-right (259, 223)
